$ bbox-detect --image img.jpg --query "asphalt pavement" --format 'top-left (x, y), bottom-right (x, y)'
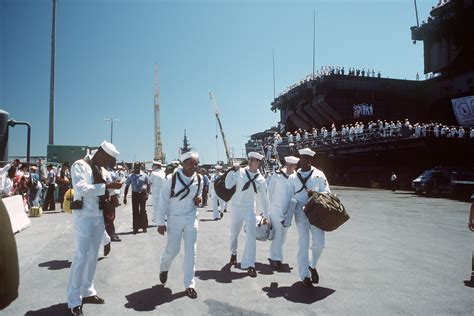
top-left (3, 186), bottom-right (473, 315)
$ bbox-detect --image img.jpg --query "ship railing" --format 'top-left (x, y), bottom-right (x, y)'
top-left (275, 126), bottom-right (472, 152)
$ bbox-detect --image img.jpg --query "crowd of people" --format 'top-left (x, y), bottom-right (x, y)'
top-left (3, 140), bottom-right (332, 315)
top-left (277, 65), bottom-right (383, 98)
top-left (0, 158), bottom-right (131, 214)
top-left (255, 119), bottom-right (474, 155)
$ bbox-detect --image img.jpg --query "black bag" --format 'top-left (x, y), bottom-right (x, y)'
top-left (214, 169), bottom-right (236, 202)
top-left (304, 192), bottom-right (349, 231)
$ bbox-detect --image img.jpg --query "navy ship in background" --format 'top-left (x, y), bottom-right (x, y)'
top-left (246, 0), bottom-right (474, 190)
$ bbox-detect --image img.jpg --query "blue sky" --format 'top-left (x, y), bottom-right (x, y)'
top-left (1, 0), bottom-right (434, 163)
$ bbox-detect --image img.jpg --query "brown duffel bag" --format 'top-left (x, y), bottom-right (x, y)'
top-left (214, 169), bottom-right (236, 202)
top-left (304, 192), bottom-right (349, 231)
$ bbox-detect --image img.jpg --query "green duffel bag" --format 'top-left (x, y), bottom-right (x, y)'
top-left (0, 199), bottom-right (19, 310)
top-left (214, 168), bottom-right (236, 202)
top-left (304, 192), bottom-right (349, 232)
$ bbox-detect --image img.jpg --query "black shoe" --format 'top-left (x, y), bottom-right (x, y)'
top-left (70, 305), bottom-right (83, 315)
top-left (223, 209), bottom-right (227, 213)
top-left (248, 267), bottom-right (257, 278)
top-left (160, 271), bottom-right (168, 284)
top-left (185, 287), bottom-right (198, 299)
top-left (111, 235), bottom-right (121, 242)
top-left (133, 229), bottom-right (138, 235)
top-left (220, 211), bottom-right (224, 219)
top-left (104, 243), bottom-right (111, 256)
top-left (229, 254), bottom-right (237, 265)
top-left (309, 266), bottom-right (319, 284)
top-left (82, 295), bottom-right (105, 304)
top-left (143, 228), bottom-right (147, 233)
top-left (273, 260), bottom-right (282, 271)
top-left (302, 277), bottom-right (314, 288)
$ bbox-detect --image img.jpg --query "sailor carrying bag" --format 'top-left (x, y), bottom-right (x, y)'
top-left (213, 168), bottom-right (236, 202)
top-left (304, 191), bottom-right (349, 231)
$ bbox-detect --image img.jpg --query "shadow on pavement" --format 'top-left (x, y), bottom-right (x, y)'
top-left (115, 231), bottom-right (136, 236)
top-left (124, 284), bottom-right (186, 311)
top-left (256, 259), bottom-right (292, 275)
top-left (255, 261), bottom-right (274, 275)
top-left (464, 278), bottom-right (474, 288)
top-left (196, 263), bottom-right (248, 283)
top-left (25, 303), bottom-right (69, 315)
top-left (199, 218), bottom-right (219, 222)
top-left (262, 282), bottom-right (335, 304)
top-left (38, 260), bottom-right (71, 270)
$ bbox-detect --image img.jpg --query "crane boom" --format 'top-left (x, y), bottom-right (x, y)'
top-left (209, 92), bottom-right (232, 164)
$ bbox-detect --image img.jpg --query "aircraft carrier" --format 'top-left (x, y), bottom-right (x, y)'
top-left (246, 0), bottom-right (474, 189)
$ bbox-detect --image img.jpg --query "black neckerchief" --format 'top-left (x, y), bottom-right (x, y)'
top-left (172, 171), bottom-right (195, 200)
top-left (242, 169), bottom-right (259, 194)
top-left (84, 157), bottom-right (107, 198)
top-left (296, 168), bottom-right (314, 193)
top-left (275, 169), bottom-right (289, 179)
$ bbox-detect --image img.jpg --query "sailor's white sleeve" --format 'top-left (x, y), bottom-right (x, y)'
top-left (258, 180), bottom-right (270, 218)
top-left (225, 170), bottom-right (237, 189)
top-left (157, 177), bottom-right (171, 226)
top-left (0, 163), bottom-right (11, 174)
top-left (319, 172), bottom-right (331, 194)
top-left (71, 163), bottom-right (106, 197)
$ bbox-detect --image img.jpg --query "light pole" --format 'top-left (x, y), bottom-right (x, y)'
top-left (104, 118), bottom-right (120, 143)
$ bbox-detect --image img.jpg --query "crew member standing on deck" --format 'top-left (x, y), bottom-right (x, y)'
top-left (267, 156), bottom-right (299, 271)
top-left (157, 151), bottom-right (202, 299)
top-left (289, 148), bottom-right (331, 288)
top-left (66, 141), bottom-right (122, 316)
top-left (123, 163), bottom-right (150, 234)
top-left (225, 152), bottom-right (270, 277)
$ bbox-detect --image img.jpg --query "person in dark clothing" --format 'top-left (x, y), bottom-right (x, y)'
top-left (43, 164), bottom-right (56, 211)
top-left (57, 163), bottom-right (71, 211)
top-left (123, 163), bottom-right (150, 234)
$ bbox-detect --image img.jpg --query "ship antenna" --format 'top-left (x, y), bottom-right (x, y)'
top-left (414, 0), bottom-right (420, 28)
top-left (312, 10), bottom-right (316, 80)
top-left (272, 48), bottom-right (276, 100)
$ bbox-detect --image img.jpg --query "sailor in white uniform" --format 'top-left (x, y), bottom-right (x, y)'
top-left (289, 148), bottom-right (331, 288)
top-left (157, 152), bottom-right (203, 299)
top-left (267, 155), bottom-right (299, 270)
top-left (225, 152), bottom-right (270, 277)
top-left (149, 160), bottom-right (166, 225)
top-left (66, 141), bottom-right (122, 316)
top-left (210, 165), bottom-right (226, 220)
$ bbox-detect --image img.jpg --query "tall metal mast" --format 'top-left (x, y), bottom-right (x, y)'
top-left (49, 0), bottom-right (57, 145)
top-left (154, 63), bottom-right (165, 162)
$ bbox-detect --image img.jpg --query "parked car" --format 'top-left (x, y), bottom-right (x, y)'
top-left (412, 167), bottom-right (474, 199)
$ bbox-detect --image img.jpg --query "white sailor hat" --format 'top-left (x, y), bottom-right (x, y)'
top-left (100, 141), bottom-right (120, 158)
top-left (248, 152), bottom-right (264, 160)
top-left (180, 151), bottom-right (199, 162)
top-left (284, 156), bottom-right (300, 164)
top-left (152, 160), bottom-right (162, 166)
top-left (215, 165), bottom-right (223, 170)
top-left (298, 148), bottom-right (316, 157)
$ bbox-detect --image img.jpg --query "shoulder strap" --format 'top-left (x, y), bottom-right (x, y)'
top-left (276, 169), bottom-right (289, 179)
top-left (194, 174), bottom-right (202, 199)
top-left (170, 172), bottom-right (178, 198)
